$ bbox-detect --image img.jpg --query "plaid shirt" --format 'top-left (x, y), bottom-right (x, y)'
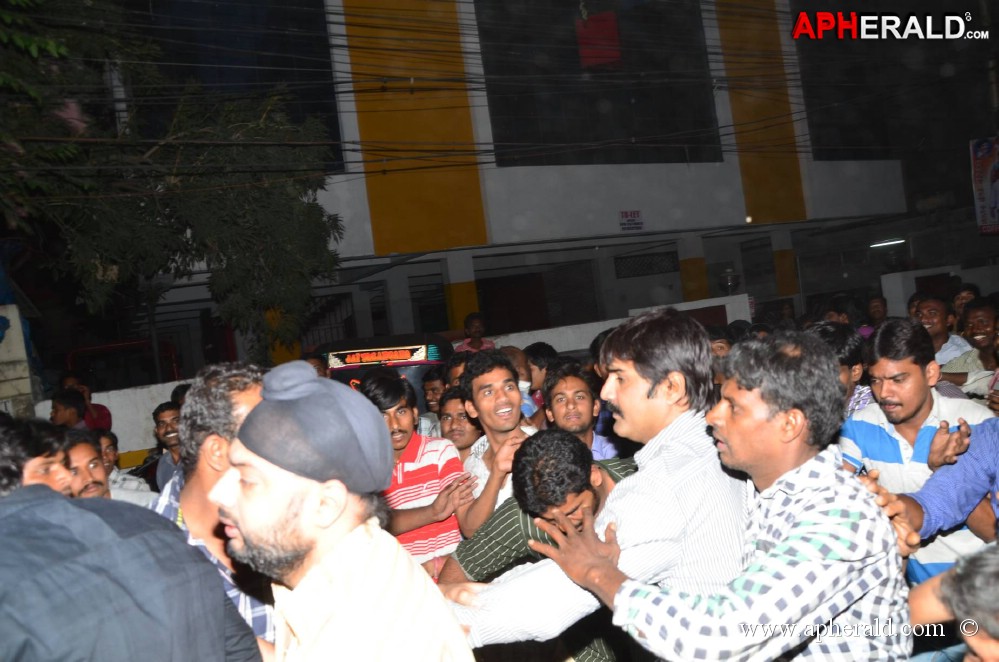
top-left (151, 473), bottom-right (275, 642)
top-left (612, 447), bottom-right (909, 660)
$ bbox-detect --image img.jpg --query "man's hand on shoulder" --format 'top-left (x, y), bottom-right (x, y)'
top-left (855, 469), bottom-right (921, 557)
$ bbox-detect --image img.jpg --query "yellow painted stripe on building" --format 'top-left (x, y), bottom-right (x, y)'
top-left (773, 249), bottom-right (800, 295)
top-left (342, 0), bottom-right (488, 254)
top-left (716, 0), bottom-right (807, 224)
top-left (679, 257), bottom-right (710, 302)
top-left (445, 280), bottom-right (479, 330)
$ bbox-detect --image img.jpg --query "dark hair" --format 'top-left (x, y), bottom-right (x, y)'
top-left (599, 308), bottom-right (713, 412)
top-left (955, 283), bottom-right (981, 300)
top-left (541, 359), bottom-right (598, 406)
top-left (421, 365), bottom-right (445, 385)
top-left (939, 545), bottom-right (999, 639)
top-left (806, 321), bottom-right (864, 367)
top-left (867, 318), bottom-right (935, 369)
top-left (747, 322), bottom-right (774, 337)
top-left (588, 328), bottom-right (614, 365)
top-left (66, 428), bottom-right (101, 455)
top-left (918, 296), bottom-right (954, 318)
top-left (868, 295), bottom-right (887, 307)
top-left (962, 297), bottom-right (997, 324)
top-left (706, 325), bottom-right (733, 344)
top-left (152, 401), bottom-right (181, 423)
top-left (445, 351), bottom-right (472, 382)
top-left (463, 312), bottom-right (484, 328)
top-left (512, 429), bottom-right (593, 518)
top-left (361, 373), bottom-right (417, 412)
top-left (524, 342), bottom-right (558, 369)
top-left (0, 418), bottom-right (67, 497)
top-left (817, 294), bottom-right (860, 327)
top-left (97, 429), bottom-right (118, 450)
top-left (52, 388), bottom-right (86, 419)
top-left (60, 371), bottom-right (87, 387)
top-left (438, 387), bottom-right (467, 410)
top-left (170, 383), bottom-right (191, 405)
top-left (358, 491), bottom-right (390, 529)
top-left (907, 291), bottom-right (929, 310)
top-left (719, 332), bottom-right (844, 450)
top-left (179, 363), bottom-right (264, 477)
top-left (727, 319), bottom-right (751, 343)
top-left (459, 349), bottom-right (518, 397)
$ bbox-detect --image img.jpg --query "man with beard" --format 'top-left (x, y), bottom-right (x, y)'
top-left (151, 363), bottom-right (275, 651)
top-left (152, 401), bottom-right (182, 490)
top-left (543, 360), bottom-right (618, 459)
top-left (840, 318), bottom-right (992, 586)
top-left (208, 361), bottom-right (472, 661)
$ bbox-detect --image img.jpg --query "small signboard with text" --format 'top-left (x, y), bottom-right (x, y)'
top-left (619, 210), bottom-right (644, 232)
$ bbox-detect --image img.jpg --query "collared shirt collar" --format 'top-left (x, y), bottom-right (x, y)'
top-left (633, 409), bottom-right (709, 469)
top-left (759, 446), bottom-right (843, 499)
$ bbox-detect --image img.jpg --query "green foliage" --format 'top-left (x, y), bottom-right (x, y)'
top-left (54, 92), bottom-right (343, 350)
top-left (2, 0), bottom-right (343, 353)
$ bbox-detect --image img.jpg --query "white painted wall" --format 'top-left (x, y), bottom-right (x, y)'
top-left (803, 161), bottom-right (906, 220)
top-left (881, 265), bottom-right (999, 318)
top-left (480, 162), bottom-right (748, 244)
top-left (35, 380), bottom-right (184, 454)
top-left (492, 295), bottom-right (751, 353)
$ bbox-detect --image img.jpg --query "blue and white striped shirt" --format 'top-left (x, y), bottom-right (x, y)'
top-left (839, 390), bottom-right (992, 583)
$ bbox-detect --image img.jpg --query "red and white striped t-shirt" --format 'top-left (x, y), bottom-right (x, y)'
top-left (383, 434), bottom-right (464, 564)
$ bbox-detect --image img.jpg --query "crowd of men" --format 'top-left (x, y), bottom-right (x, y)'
top-left (1, 289), bottom-right (998, 661)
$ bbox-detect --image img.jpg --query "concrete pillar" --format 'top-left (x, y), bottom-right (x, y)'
top-left (771, 230), bottom-right (800, 297)
top-left (443, 251), bottom-right (479, 331)
top-left (352, 286), bottom-right (375, 337)
top-left (385, 269), bottom-right (415, 334)
top-left (678, 234), bottom-right (710, 301)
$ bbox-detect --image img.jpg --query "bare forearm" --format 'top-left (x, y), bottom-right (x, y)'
top-left (581, 564), bottom-right (629, 609)
top-left (437, 556), bottom-right (470, 584)
top-left (458, 473), bottom-right (505, 537)
top-left (387, 506), bottom-right (438, 535)
top-left (898, 494), bottom-right (924, 532)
